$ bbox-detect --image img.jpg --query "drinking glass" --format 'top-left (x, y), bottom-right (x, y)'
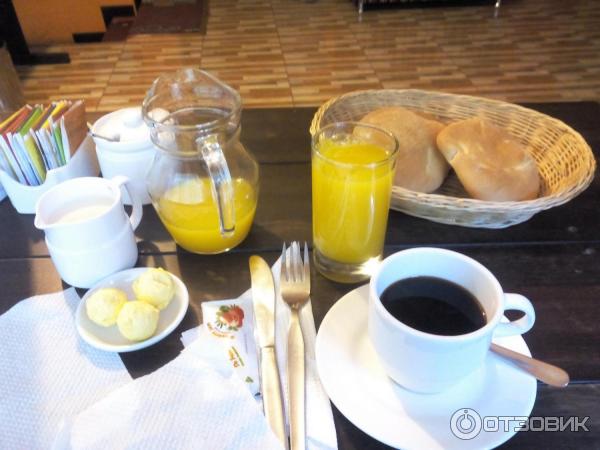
top-left (312, 121), bottom-right (398, 283)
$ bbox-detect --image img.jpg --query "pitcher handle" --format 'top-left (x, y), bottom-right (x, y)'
top-left (197, 135), bottom-right (235, 236)
top-left (110, 175), bottom-right (143, 231)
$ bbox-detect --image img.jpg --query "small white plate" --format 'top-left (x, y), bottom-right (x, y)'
top-left (315, 285), bottom-right (537, 450)
top-left (76, 267), bottom-right (189, 352)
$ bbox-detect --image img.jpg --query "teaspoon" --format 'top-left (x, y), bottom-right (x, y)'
top-left (491, 343), bottom-right (569, 388)
top-left (86, 122), bottom-right (120, 142)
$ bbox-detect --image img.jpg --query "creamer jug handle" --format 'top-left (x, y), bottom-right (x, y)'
top-left (197, 135), bottom-right (235, 236)
top-left (110, 176), bottom-right (143, 231)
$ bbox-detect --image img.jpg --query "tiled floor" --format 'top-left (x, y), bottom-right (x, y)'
top-left (16, 0), bottom-right (600, 112)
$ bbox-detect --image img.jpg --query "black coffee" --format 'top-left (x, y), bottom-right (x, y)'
top-left (380, 276), bottom-right (486, 336)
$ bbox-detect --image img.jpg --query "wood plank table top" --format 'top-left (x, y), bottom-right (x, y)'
top-left (1, 103), bottom-right (599, 449)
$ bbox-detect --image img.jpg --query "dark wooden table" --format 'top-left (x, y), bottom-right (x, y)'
top-left (1, 103), bottom-right (599, 449)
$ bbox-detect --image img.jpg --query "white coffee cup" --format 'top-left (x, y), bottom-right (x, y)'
top-left (368, 247), bottom-right (535, 394)
top-left (34, 176), bottom-right (142, 288)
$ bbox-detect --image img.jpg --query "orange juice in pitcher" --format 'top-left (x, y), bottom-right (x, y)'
top-left (154, 178), bottom-right (257, 254)
top-left (143, 68), bottom-right (259, 254)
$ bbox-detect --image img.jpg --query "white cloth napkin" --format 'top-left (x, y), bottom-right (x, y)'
top-left (0, 289), bottom-right (132, 450)
top-left (182, 256), bottom-right (339, 450)
top-left (53, 333), bottom-right (284, 450)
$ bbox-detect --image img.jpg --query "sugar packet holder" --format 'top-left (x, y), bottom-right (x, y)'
top-left (0, 101), bottom-right (87, 186)
top-left (0, 135), bottom-right (99, 214)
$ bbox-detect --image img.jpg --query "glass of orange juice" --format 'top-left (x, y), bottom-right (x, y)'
top-left (312, 122), bottom-right (398, 283)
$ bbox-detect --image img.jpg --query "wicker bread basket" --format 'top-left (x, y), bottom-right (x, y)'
top-left (310, 89), bottom-right (596, 228)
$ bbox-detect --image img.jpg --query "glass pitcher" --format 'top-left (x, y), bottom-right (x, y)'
top-left (142, 68), bottom-right (259, 254)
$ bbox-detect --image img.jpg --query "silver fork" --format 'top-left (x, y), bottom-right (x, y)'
top-left (280, 242), bottom-right (310, 450)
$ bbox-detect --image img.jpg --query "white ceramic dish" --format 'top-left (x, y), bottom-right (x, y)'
top-left (76, 267), bottom-right (189, 352)
top-left (315, 284), bottom-right (537, 450)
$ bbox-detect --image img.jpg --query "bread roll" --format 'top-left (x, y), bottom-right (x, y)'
top-left (354, 107), bottom-right (450, 193)
top-left (436, 117), bottom-right (540, 201)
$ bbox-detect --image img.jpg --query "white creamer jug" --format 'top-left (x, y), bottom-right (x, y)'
top-left (34, 176), bottom-right (142, 288)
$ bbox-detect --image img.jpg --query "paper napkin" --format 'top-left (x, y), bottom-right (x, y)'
top-left (52, 334), bottom-right (284, 450)
top-left (182, 256), bottom-right (339, 450)
top-left (0, 289), bottom-right (132, 450)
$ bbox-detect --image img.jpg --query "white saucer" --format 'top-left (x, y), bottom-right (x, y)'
top-left (76, 268), bottom-right (189, 352)
top-left (315, 285), bottom-right (537, 450)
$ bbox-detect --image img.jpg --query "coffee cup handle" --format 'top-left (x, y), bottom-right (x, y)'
top-left (111, 176), bottom-right (143, 231)
top-left (493, 293), bottom-right (536, 338)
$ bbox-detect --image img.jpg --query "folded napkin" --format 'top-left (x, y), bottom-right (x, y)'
top-left (0, 289), bottom-right (131, 450)
top-left (182, 256), bottom-right (339, 450)
top-left (53, 332), bottom-right (284, 450)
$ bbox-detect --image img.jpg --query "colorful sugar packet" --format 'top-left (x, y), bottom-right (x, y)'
top-left (0, 100), bottom-right (87, 186)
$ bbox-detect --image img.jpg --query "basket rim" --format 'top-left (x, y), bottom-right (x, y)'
top-left (310, 89), bottom-right (597, 212)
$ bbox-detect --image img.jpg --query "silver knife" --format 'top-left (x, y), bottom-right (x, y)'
top-left (250, 256), bottom-right (288, 448)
